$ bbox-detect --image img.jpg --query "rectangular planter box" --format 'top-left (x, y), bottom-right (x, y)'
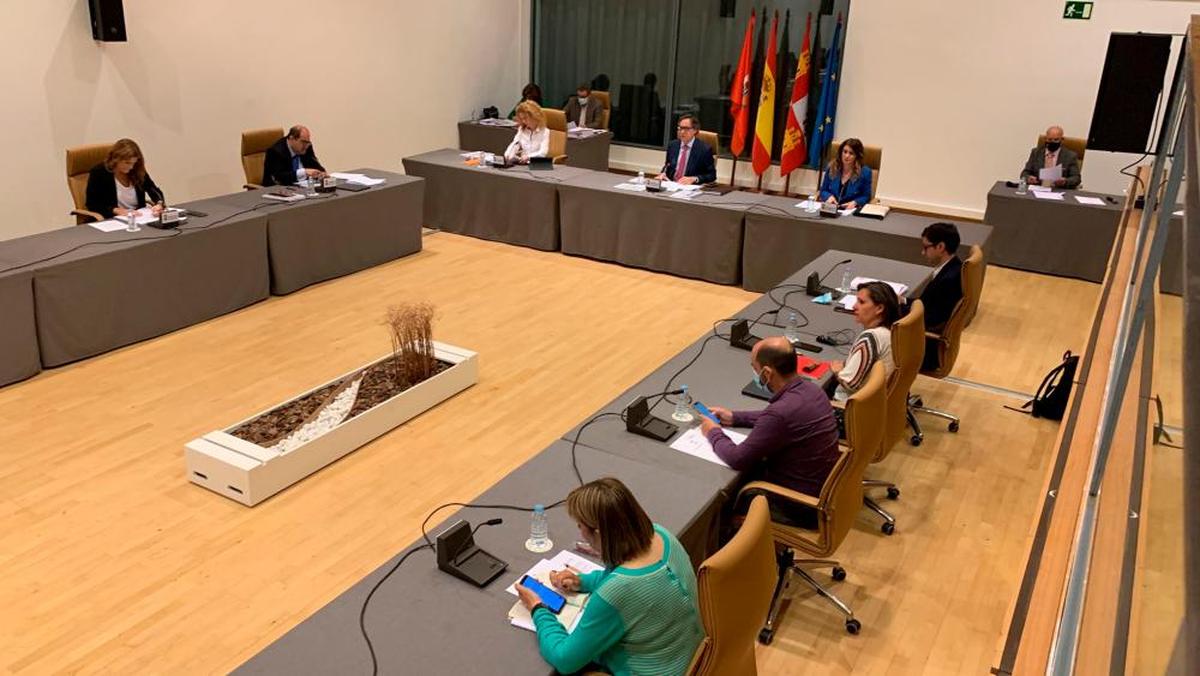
top-left (185, 342), bottom-right (478, 506)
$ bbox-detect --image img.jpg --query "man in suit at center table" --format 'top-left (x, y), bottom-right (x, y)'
top-left (262, 125), bottom-right (327, 187)
top-left (1020, 125), bottom-right (1081, 189)
top-left (917, 222), bottom-right (964, 371)
top-left (656, 113), bottom-right (716, 185)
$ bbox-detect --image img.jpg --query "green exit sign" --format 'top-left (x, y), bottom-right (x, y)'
top-left (1064, 1), bottom-right (1093, 19)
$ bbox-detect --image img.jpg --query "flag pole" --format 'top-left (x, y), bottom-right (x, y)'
top-left (756, 174), bottom-right (763, 192)
top-left (730, 155), bottom-right (738, 186)
top-left (784, 173), bottom-right (791, 196)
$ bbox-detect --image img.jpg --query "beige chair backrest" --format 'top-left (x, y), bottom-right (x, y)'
top-left (592, 90), bottom-right (611, 130)
top-left (544, 108), bottom-right (568, 133)
top-left (686, 496), bottom-right (776, 676)
top-left (66, 143), bottom-right (112, 215)
top-left (825, 140), bottom-right (883, 202)
top-left (825, 362), bottom-right (886, 548)
top-left (925, 245), bottom-right (985, 378)
top-left (241, 127), bottom-right (283, 187)
top-left (698, 130), bottom-right (720, 159)
top-left (881, 301), bottom-right (925, 458)
top-left (548, 129), bottom-right (567, 164)
top-left (1037, 133), bottom-right (1087, 170)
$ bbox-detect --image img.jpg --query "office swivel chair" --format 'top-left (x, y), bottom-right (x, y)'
top-left (1036, 133), bottom-right (1087, 175)
top-left (548, 130), bottom-right (569, 165)
top-left (698, 130), bottom-right (720, 160)
top-left (240, 127), bottom-right (283, 190)
top-left (66, 143), bottom-right (113, 224)
top-left (543, 108), bottom-right (568, 133)
top-left (591, 90), bottom-right (611, 130)
top-left (685, 496), bottom-right (776, 676)
top-left (825, 140), bottom-right (883, 202)
top-left (860, 300), bottom-right (925, 534)
top-left (738, 362), bottom-right (886, 640)
top-left (909, 245), bottom-right (985, 443)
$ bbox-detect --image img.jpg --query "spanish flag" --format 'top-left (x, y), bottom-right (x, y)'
top-left (779, 13), bottom-right (811, 177)
top-left (728, 11), bottom-right (756, 157)
top-left (751, 12), bottom-right (778, 176)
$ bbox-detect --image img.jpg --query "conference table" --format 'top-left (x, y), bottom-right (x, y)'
top-left (238, 249), bottom-right (931, 675)
top-left (0, 169), bottom-right (422, 385)
top-left (983, 181), bottom-right (1183, 295)
top-left (403, 149), bottom-right (593, 251)
top-left (740, 195), bottom-right (994, 292)
top-left (457, 120), bottom-right (613, 172)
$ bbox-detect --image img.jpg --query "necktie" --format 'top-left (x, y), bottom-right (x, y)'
top-left (292, 154), bottom-right (302, 174)
top-left (675, 143), bottom-right (689, 181)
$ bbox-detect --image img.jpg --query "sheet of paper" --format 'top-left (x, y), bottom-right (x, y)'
top-left (1038, 166), bottom-right (1063, 184)
top-left (613, 182), bottom-right (646, 192)
top-left (849, 276), bottom-right (909, 296)
top-left (839, 207), bottom-right (856, 217)
top-left (1028, 185), bottom-right (1052, 193)
top-left (504, 551), bottom-right (599, 633)
top-left (1032, 190), bottom-right (1065, 201)
top-left (668, 426), bottom-right (746, 467)
top-left (662, 180), bottom-right (701, 193)
top-left (89, 219), bottom-right (131, 233)
top-left (838, 293), bottom-right (858, 311)
top-left (669, 190), bottom-right (700, 200)
top-left (347, 176), bottom-right (385, 186)
top-left (1174, 209), bottom-right (1184, 216)
top-left (331, 172), bottom-right (367, 180)
top-left (1074, 195), bottom-right (1106, 206)
top-left (478, 118), bottom-right (517, 127)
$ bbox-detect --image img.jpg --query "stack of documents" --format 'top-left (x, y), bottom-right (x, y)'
top-left (668, 426), bottom-right (747, 467)
top-left (849, 276), bottom-right (909, 296)
top-left (479, 118), bottom-right (517, 127)
top-left (89, 208), bottom-right (184, 231)
top-left (330, 172), bottom-right (386, 187)
top-left (1074, 195), bottom-right (1107, 206)
top-left (262, 190), bottom-right (306, 203)
top-left (506, 550), bottom-right (603, 633)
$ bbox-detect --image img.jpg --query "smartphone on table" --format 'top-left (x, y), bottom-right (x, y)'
top-left (520, 575), bottom-right (567, 614)
top-left (692, 401), bottom-right (721, 424)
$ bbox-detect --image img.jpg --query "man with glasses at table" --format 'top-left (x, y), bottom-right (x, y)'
top-left (656, 114), bottom-right (716, 185)
top-left (262, 125), bottom-right (327, 187)
top-left (916, 221), bottom-right (963, 370)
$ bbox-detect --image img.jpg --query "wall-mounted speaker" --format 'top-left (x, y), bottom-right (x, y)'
top-left (88, 0), bottom-right (127, 42)
top-left (1087, 32), bottom-right (1172, 154)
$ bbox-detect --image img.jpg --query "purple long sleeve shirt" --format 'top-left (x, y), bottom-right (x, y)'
top-left (705, 377), bottom-right (840, 496)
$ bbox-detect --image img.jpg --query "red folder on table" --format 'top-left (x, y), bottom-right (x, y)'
top-left (797, 354), bottom-right (830, 381)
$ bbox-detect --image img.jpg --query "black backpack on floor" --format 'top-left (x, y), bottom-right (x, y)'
top-left (1010, 351), bottom-right (1080, 421)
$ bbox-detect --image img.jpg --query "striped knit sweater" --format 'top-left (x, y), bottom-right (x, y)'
top-left (834, 326), bottom-right (894, 401)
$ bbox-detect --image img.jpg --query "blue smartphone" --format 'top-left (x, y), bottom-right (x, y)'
top-left (692, 401), bottom-right (721, 424)
top-left (520, 575), bottom-right (567, 614)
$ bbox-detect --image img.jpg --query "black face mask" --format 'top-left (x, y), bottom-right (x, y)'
top-left (1046, 141), bottom-right (1062, 152)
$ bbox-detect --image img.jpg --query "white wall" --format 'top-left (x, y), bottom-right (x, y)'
top-left (1, 0), bottom-right (528, 239)
top-left (610, 0), bottom-right (1197, 218)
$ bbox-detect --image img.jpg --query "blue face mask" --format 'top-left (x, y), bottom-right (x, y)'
top-left (752, 367), bottom-right (770, 392)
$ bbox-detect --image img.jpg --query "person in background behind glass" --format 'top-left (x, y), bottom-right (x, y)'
top-left (563, 82), bottom-right (603, 129)
top-left (508, 83), bottom-right (543, 119)
top-left (85, 138), bottom-right (164, 220)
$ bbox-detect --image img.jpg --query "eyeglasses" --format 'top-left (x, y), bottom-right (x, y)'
top-left (676, 125), bottom-right (695, 132)
top-left (921, 242), bottom-right (935, 251)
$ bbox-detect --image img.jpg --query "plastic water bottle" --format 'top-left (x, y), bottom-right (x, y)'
top-left (784, 312), bottom-right (800, 344)
top-left (807, 193), bottom-right (819, 213)
top-left (526, 504), bottom-right (552, 553)
top-left (125, 210), bottom-right (139, 233)
top-left (636, 171), bottom-right (645, 186)
top-left (1016, 176), bottom-right (1028, 195)
top-left (840, 267), bottom-right (855, 295)
top-left (671, 384), bottom-right (694, 423)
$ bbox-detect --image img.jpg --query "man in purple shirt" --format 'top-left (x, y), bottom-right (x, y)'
top-left (700, 337), bottom-right (841, 528)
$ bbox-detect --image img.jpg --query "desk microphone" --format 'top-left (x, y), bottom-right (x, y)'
top-left (449, 518), bottom-right (503, 563)
top-left (820, 258), bottom-right (853, 287)
top-left (807, 258), bottom-right (852, 296)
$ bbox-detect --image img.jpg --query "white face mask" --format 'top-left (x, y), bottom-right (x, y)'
top-left (578, 97), bottom-right (589, 105)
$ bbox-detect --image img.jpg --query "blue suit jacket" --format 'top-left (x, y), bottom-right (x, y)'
top-left (818, 165), bottom-right (873, 206)
top-left (663, 138), bottom-right (717, 184)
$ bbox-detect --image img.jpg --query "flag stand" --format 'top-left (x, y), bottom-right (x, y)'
top-left (784, 174), bottom-right (791, 196)
top-left (730, 156), bottom-right (738, 187)
top-left (756, 175), bottom-right (764, 192)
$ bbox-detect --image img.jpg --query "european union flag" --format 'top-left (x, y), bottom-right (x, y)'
top-left (807, 16), bottom-right (844, 169)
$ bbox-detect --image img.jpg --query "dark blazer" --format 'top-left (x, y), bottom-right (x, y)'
top-left (663, 138), bottom-right (717, 184)
top-left (919, 255), bottom-right (963, 371)
top-left (1021, 146), bottom-right (1081, 189)
top-left (84, 163), bottom-right (163, 219)
top-left (818, 165), bottom-right (873, 206)
top-left (261, 137), bottom-right (325, 187)
top-left (562, 95), bottom-right (603, 129)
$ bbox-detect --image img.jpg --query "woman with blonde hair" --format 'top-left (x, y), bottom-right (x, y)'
top-left (818, 137), bottom-right (873, 210)
top-left (85, 138), bottom-right (164, 219)
top-left (504, 100), bottom-right (550, 164)
top-left (514, 477), bottom-right (703, 676)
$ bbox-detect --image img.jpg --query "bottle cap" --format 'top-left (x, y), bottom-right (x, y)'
top-left (534, 503), bottom-right (545, 513)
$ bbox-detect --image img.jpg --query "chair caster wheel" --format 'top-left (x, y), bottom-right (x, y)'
top-left (845, 618), bottom-right (861, 634)
top-left (910, 434), bottom-right (923, 446)
top-left (948, 421), bottom-right (960, 433)
top-left (831, 566), bottom-right (847, 581)
top-left (881, 522), bottom-right (895, 535)
top-left (758, 627), bottom-right (775, 645)
top-left (886, 487), bottom-right (900, 500)
top-left (911, 396), bottom-right (924, 408)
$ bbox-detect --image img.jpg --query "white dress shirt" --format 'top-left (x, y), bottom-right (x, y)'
top-left (504, 126), bottom-right (550, 162)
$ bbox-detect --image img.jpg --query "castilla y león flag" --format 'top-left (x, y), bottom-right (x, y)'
top-left (728, 11), bottom-right (756, 158)
top-left (780, 13), bottom-right (811, 177)
top-left (751, 12), bottom-right (779, 176)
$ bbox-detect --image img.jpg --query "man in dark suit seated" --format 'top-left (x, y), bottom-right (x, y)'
top-left (918, 222), bottom-right (964, 371)
top-left (563, 82), bottom-right (604, 129)
top-left (262, 125), bottom-right (327, 187)
top-left (655, 113), bottom-right (717, 185)
top-left (1020, 125), bottom-right (1081, 189)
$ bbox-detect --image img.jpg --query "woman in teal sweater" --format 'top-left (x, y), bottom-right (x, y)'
top-left (515, 478), bottom-right (703, 676)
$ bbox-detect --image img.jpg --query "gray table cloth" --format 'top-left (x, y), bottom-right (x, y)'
top-left (403, 148), bottom-right (592, 251)
top-left (0, 270), bottom-right (39, 387)
top-left (458, 121), bottom-right (613, 172)
top-left (741, 195), bottom-right (993, 292)
top-left (558, 175), bottom-right (756, 285)
top-left (983, 181), bottom-right (1182, 295)
top-left (235, 440), bottom-right (720, 676)
top-left (0, 196), bottom-right (269, 367)
top-left (213, 169), bottom-right (423, 294)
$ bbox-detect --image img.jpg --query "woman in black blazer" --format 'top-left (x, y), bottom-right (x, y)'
top-left (85, 138), bottom-right (164, 219)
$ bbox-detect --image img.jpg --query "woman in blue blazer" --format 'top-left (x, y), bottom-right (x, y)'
top-left (819, 138), bottom-right (873, 209)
